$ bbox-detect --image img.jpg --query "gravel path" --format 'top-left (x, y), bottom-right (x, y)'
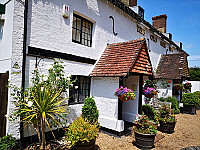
top-left (96, 110), bottom-right (200, 150)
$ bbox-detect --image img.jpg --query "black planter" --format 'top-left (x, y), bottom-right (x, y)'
top-left (159, 121), bottom-right (176, 133)
top-left (134, 131), bottom-right (156, 149)
top-left (183, 105), bottom-right (196, 115)
top-left (72, 139), bottom-right (95, 150)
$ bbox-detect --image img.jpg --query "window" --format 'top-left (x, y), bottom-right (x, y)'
top-left (69, 76), bottom-right (90, 104)
top-left (72, 14), bottom-right (93, 47)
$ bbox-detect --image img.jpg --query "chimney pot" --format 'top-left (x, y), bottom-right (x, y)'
top-left (152, 14), bottom-right (167, 33)
top-left (129, 0), bottom-right (137, 7)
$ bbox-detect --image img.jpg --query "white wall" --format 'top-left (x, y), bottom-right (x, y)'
top-left (157, 79), bottom-right (173, 98)
top-left (0, 0), bottom-right (14, 73)
top-left (91, 77), bottom-right (124, 132)
top-left (190, 81), bottom-right (200, 93)
top-left (122, 76), bottom-right (139, 122)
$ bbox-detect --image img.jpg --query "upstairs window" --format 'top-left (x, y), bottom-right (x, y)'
top-left (72, 14), bottom-right (93, 47)
top-left (69, 76), bottom-right (90, 104)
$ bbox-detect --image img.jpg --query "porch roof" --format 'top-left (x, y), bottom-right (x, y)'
top-left (155, 53), bottom-right (190, 79)
top-left (90, 38), bottom-right (153, 77)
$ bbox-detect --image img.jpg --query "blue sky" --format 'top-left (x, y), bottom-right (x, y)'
top-left (138, 0), bottom-right (200, 67)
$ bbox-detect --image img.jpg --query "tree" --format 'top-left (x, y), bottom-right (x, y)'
top-left (189, 67), bottom-right (200, 81)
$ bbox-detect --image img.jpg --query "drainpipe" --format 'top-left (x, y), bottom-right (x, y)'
top-left (21, 0), bottom-right (28, 149)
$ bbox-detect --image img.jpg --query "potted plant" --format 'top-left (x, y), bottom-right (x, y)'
top-left (65, 117), bottom-right (99, 150)
top-left (143, 87), bottom-right (157, 98)
top-left (159, 105), bottom-right (177, 133)
top-left (184, 82), bottom-right (192, 89)
top-left (173, 83), bottom-right (183, 90)
top-left (115, 86), bottom-right (136, 101)
top-left (133, 115), bottom-right (157, 149)
top-left (181, 93), bottom-right (200, 115)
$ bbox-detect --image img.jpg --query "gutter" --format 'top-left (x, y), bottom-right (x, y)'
top-left (21, 0), bottom-right (28, 149)
top-left (107, 0), bottom-right (188, 55)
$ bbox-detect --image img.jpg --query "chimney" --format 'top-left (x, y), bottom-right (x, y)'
top-left (152, 14), bottom-right (167, 33)
top-left (129, 0), bottom-right (137, 7)
top-left (175, 42), bottom-right (183, 49)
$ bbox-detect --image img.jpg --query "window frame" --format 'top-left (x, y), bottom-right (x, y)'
top-left (69, 75), bottom-right (91, 105)
top-left (72, 14), bottom-right (93, 47)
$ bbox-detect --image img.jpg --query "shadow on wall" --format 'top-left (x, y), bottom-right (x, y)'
top-left (66, 107), bottom-right (79, 124)
top-left (0, 21), bottom-right (3, 40)
top-left (161, 89), bottom-right (168, 97)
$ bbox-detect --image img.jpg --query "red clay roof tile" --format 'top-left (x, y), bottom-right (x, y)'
top-left (90, 38), bottom-right (153, 77)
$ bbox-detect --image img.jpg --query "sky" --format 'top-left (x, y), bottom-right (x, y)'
top-left (138, 0), bottom-right (200, 68)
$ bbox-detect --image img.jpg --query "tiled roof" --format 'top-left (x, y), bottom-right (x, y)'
top-left (155, 53), bottom-right (189, 79)
top-left (90, 38), bottom-right (153, 77)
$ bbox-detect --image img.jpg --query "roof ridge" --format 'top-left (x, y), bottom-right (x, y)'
top-left (107, 38), bottom-right (145, 47)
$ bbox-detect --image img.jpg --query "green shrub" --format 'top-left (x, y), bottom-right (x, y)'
top-left (182, 93), bottom-right (200, 106)
top-left (82, 97), bottom-right (99, 123)
top-left (142, 105), bottom-right (159, 124)
top-left (0, 134), bottom-right (16, 150)
top-left (65, 117), bottom-right (99, 148)
top-left (159, 96), bottom-right (180, 114)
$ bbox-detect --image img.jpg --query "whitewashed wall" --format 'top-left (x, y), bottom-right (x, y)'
top-left (122, 76), bottom-right (139, 122)
top-left (91, 77), bottom-right (124, 132)
top-left (190, 81), bottom-right (200, 93)
top-left (157, 79), bottom-right (173, 98)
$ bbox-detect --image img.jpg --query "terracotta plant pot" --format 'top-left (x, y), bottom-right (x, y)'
top-left (144, 94), bottom-right (154, 98)
top-left (174, 86), bottom-right (182, 90)
top-left (159, 121), bottom-right (176, 133)
top-left (134, 131), bottom-right (156, 149)
top-left (72, 139), bottom-right (96, 150)
top-left (118, 96), bottom-right (129, 102)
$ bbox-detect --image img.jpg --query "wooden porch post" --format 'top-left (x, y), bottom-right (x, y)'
top-left (138, 74), bottom-right (143, 114)
top-left (118, 77), bottom-right (123, 120)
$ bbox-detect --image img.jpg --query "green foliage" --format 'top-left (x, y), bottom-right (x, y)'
top-left (65, 117), bottom-right (99, 148)
top-left (82, 97), bottom-right (99, 123)
top-left (8, 59), bottom-right (74, 149)
top-left (0, 134), bottom-right (16, 150)
top-left (159, 96), bottom-right (180, 114)
top-left (189, 67), bottom-right (200, 81)
top-left (142, 105), bottom-right (159, 124)
top-left (182, 93), bottom-right (200, 106)
top-left (134, 115), bottom-right (157, 134)
top-left (159, 105), bottom-right (177, 123)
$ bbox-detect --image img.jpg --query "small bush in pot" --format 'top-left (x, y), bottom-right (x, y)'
top-left (133, 115), bottom-right (157, 149)
top-left (82, 97), bottom-right (99, 124)
top-left (159, 105), bottom-right (177, 133)
top-left (65, 117), bottom-right (99, 149)
top-left (0, 134), bottom-right (16, 150)
top-left (181, 93), bottom-right (200, 114)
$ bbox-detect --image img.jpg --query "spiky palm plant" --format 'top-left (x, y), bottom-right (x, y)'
top-left (18, 83), bottom-right (68, 149)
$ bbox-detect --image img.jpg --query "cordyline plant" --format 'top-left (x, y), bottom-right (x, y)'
top-left (8, 59), bottom-right (75, 149)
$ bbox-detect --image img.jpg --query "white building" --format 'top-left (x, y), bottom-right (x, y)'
top-left (0, 0), bottom-right (189, 139)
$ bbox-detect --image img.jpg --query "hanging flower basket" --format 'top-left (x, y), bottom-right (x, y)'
top-left (144, 93), bottom-right (154, 98)
top-left (143, 87), bottom-right (157, 98)
top-left (115, 86), bottom-right (136, 102)
top-left (173, 83), bottom-right (183, 90)
top-left (184, 82), bottom-right (192, 89)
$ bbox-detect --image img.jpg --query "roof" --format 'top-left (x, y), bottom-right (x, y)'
top-left (107, 0), bottom-right (188, 55)
top-left (90, 38), bottom-right (153, 77)
top-left (155, 53), bottom-right (190, 79)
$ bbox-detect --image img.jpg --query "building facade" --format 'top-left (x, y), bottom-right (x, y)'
top-left (0, 0), bottom-right (189, 138)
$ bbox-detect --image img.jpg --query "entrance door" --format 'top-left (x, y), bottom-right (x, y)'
top-left (0, 71), bottom-right (9, 137)
top-left (122, 76), bottom-right (139, 122)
